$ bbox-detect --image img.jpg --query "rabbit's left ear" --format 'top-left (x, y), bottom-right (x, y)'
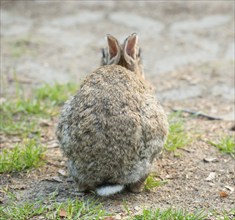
top-left (123, 33), bottom-right (138, 64)
top-left (106, 34), bottom-right (121, 64)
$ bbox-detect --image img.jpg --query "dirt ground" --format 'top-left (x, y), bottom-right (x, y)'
top-left (1, 0), bottom-right (235, 218)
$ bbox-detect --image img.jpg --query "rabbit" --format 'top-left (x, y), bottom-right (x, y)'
top-left (56, 33), bottom-right (168, 196)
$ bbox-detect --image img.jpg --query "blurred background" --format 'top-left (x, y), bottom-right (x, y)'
top-left (1, 0), bottom-right (234, 118)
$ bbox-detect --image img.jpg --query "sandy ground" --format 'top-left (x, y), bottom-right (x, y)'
top-left (1, 0), bottom-right (234, 218)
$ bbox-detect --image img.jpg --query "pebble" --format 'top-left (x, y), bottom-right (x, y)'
top-left (205, 172), bottom-right (216, 181)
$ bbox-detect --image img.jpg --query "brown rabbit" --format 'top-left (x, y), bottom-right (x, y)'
top-left (56, 33), bottom-right (168, 196)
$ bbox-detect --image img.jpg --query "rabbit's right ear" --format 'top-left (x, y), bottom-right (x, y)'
top-left (123, 33), bottom-right (138, 65)
top-left (105, 34), bottom-right (121, 65)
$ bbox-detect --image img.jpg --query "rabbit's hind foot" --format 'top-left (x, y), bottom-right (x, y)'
top-left (127, 174), bottom-right (148, 193)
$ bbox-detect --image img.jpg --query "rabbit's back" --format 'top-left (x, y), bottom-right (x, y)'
top-left (57, 65), bottom-right (167, 186)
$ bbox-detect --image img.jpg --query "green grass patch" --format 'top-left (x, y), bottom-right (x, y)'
top-left (0, 83), bottom-right (78, 135)
top-left (0, 139), bottom-right (46, 173)
top-left (0, 116), bottom-right (38, 136)
top-left (144, 175), bottom-right (167, 191)
top-left (165, 113), bottom-right (191, 152)
top-left (0, 193), bottom-right (108, 220)
top-left (36, 83), bottom-right (78, 106)
top-left (0, 97), bottom-right (49, 117)
top-left (1, 190), bottom-right (234, 220)
top-left (1, 83), bottom-right (77, 117)
top-left (132, 208), bottom-right (206, 220)
top-left (0, 97), bottom-right (49, 136)
top-left (0, 200), bottom-right (46, 220)
top-left (210, 209), bottom-right (235, 220)
top-left (208, 136), bottom-right (235, 157)
top-left (50, 199), bottom-right (107, 220)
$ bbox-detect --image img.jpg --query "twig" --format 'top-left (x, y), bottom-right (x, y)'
top-left (172, 108), bottom-right (223, 120)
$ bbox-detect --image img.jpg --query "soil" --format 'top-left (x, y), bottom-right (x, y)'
top-left (1, 0), bottom-right (234, 219)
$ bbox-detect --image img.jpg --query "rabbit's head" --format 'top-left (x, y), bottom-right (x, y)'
top-left (101, 33), bottom-right (144, 77)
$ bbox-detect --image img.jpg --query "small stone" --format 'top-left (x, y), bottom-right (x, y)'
top-left (43, 176), bottom-right (63, 183)
top-left (10, 184), bottom-right (26, 190)
top-left (134, 206), bottom-right (140, 211)
top-left (58, 169), bottom-right (67, 177)
top-left (203, 157), bottom-right (218, 163)
top-left (52, 176), bottom-right (63, 182)
top-left (71, 192), bottom-right (85, 196)
top-left (39, 119), bottom-right (51, 127)
top-left (48, 141), bottom-right (59, 148)
top-left (205, 172), bottom-right (216, 181)
top-left (115, 214), bottom-right (122, 220)
top-left (225, 186), bottom-right (234, 192)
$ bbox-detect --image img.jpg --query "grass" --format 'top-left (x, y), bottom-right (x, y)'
top-left (1, 191), bottom-right (234, 220)
top-left (165, 113), bottom-right (191, 152)
top-left (0, 83), bottom-right (78, 173)
top-left (1, 83), bottom-right (78, 116)
top-left (0, 201), bottom-right (46, 220)
top-left (0, 192), bottom-right (108, 220)
top-left (1, 204), bottom-right (234, 220)
top-left (132, 208), bottom-right (206, 220)
top-left (0, 139), bottom-right (46, 173)
top-left (0, 116), bottom-right (38, 136)
top-left (0, 98), bottom-right (47, 135)
top-left (144, 175), bottom-right (167, 191)
top-left (0, 83), bottom-right (77, 135)
top-left (210, 209), bottom-right (235, 220)
top-left (36, 83), bottom-right (78, 106)
top-left (208, 136), bottom-right (235, 157)
top-left (50, 199), bottom-right (108, 220)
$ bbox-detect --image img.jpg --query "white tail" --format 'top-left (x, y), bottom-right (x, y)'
top-left (96, 185), bottom-right (124, 196)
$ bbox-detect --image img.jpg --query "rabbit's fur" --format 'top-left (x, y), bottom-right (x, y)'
top-left (56, 33), bottom-right (168, 196)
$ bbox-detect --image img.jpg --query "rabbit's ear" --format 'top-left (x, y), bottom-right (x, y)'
top-left (123, 33), bottom-right (138, 64)
top-left (106, 34), bottom-right (121, 64)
